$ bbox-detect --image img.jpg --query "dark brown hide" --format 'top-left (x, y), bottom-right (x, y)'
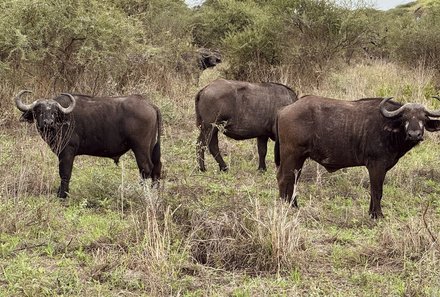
top-left (196, 79), bottom-right (297, 171)
top-left (276, 96), bottom-right (440, 218)
top-left (16, 92), bottom-right (162, 198)
top-left (196, 48), bottom-right (222, 70)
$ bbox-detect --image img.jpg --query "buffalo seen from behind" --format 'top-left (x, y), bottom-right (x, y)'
top-left (15, 91), bottom-right (162, 198)
top-left (195, 79), bottom-right (298, 172)
top-left (275, 95), bottom-right (440, 218)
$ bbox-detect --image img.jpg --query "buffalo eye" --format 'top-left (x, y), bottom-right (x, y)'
top-left (384, 120), bottom-right (402, 133)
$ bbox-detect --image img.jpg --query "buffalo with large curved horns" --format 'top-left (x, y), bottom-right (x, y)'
top-left (15, 91), bottom-right (162, 198)
top-left (275, 96), bottom-right (440, 219)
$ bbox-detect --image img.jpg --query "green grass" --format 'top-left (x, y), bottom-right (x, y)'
top-left (1, 61), bottom-right (440, 296)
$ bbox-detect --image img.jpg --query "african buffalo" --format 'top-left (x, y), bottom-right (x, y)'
top-left (196, 48), bottom-right (222, 70)
top-left (275, 95), bottom-right (440, 218)
top-left (177, 48), bottom-right (222, 83)
top-left (15, 91), bottom-right (162, 198)
top-left (196, 79), bottom-right (298, 171)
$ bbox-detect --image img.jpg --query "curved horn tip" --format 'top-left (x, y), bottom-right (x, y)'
top-left (15, 90), bottom-right (37, 112)
top-left (15, 90), bottom-right (33, 98)
top-left (380, 97), bottom-right (405, 118)
top-left (379, 96), bottom-right (394, 107)
top-left (18, 90), bottom-right (33, 94)
top-left (379, 96), bottom-right (394, 105)
top-left (57, 93), bottom-right (76, 114)
top-left (432, 96), bottom-right (440, 101)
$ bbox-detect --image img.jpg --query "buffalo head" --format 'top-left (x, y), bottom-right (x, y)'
top-left (196, 48), bottom-right (222, 70)
top-left (380, 97), bottom-right (440, 142)
top-left (15, 90), bottom-right (76, 131)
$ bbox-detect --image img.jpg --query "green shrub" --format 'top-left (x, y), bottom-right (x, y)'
top-left (387, 5), bottom-right (440, 70)
top-left (0, 0), bottom-right (148, 89)
top-left (193, 0), bottom-right (375, 85)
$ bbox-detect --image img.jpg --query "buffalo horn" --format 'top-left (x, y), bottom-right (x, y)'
top-left (14, 90), bottom-right (38, 112)
top-left (379, 97), bottom-right (406, 118)
top-left (56, 93), bottom-right (76, 114)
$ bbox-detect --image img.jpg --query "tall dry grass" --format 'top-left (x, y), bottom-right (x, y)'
top-left (316, 60), bottom-right (438, 103)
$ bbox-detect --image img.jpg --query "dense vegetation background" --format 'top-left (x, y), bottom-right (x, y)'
top-left (1, 0), bottom-right (440, 295)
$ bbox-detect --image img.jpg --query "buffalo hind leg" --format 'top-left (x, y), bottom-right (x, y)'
top-left (197, 124), bottom-right (209, 172)
top-left (151, 142), bottom-right (162, 187)
top-left (208, 127), bottom-right (228, 171)
top-left (367, 164), bottom-right (387, 219)
top-left (132, 147), bottom-right (154, 186)
top-left (257, 136), bottom-right (269, 171)
top-left (197, 123), bottom-right (228, 172)
top-left (57, 149), bottom-right (75, 198)
top-left (277, 152), bottom-right (306, 207)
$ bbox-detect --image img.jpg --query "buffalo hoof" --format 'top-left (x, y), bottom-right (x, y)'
top-left (257, 167), bottom-right (267, 172)
top-left (152, 179), bottom-right (160, 190)
top-left (291, 198), bottom-right (299, 208)
top-left (57, 187), bottom-right (68, 199)
top-left (219, 166), bottom-right (229, 172)
top-left (199, 166), bottom-right (207, 172)
top-left (369, 211), bottom-right (384, 219)
top-left (282, 196), bottom-right (299, 208)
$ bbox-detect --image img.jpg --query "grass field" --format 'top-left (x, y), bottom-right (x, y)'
top-left (1, 61), bottom-right (440, 296)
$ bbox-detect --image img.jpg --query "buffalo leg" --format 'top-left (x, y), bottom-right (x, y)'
top-left (197, 124), bottom-right (209, 172)
top-left (367, 164), bottom-right (387, 219)
top-left (197, 123), bottom-right (228, 172)
top-left (257, 136), bottom-right (269, 171)
top-left (132, 147), bottom-right (154, 182)
top-left (208, 127), bottom-right (228, 171)
top-left (277, 152), bottom-right (305, 207)
top-left (57, 150), bottom-right (75, 198)
top-left (151, 160), bottom-right (162, 186)
top-left (151, 142), bottom-right (162, 185)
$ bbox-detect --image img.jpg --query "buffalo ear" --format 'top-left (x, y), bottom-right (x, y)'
top-left (425, 119), bottom-right (440, 132)
top-left (19, 111), bottom-right (34, 123)
top-left (383, 120), bottom-right (402, 133)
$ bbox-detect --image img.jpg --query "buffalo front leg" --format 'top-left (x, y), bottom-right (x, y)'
top-left (257, 136), bottom-right (269, 171)
top-left (367, 164), bottom-right (387, 219)
top-left (276, 152), bottom-right (305, 207)
top-left (57, 151), bottom-right (75, 198)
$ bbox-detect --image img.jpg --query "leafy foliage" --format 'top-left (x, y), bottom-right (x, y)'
top-left (387, 5), bottom-right (440, 70)
top-left (193, 0), bottom-right (376, 83)
top-left (0, 0), bottom-right (194, 94)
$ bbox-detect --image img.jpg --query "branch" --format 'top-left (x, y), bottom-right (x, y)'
top-left (422, 201), bottom-right (437, 244)
top-left (11, 243), bottom-right (46, 253)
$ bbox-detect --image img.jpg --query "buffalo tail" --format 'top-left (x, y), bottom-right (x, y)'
top-left (274, 114), bottom-right (280, 167)
top-left (152, 105), bottom-right (162, 168)
top-left (195, 87), bottom-right (204, 127)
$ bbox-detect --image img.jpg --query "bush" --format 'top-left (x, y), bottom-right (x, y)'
top-left (0, 0), bottom-right (150, 91)
top-left (387, 5), bottom-right (440, 70)
top-left (193, 0), bottom-right (375, 85)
